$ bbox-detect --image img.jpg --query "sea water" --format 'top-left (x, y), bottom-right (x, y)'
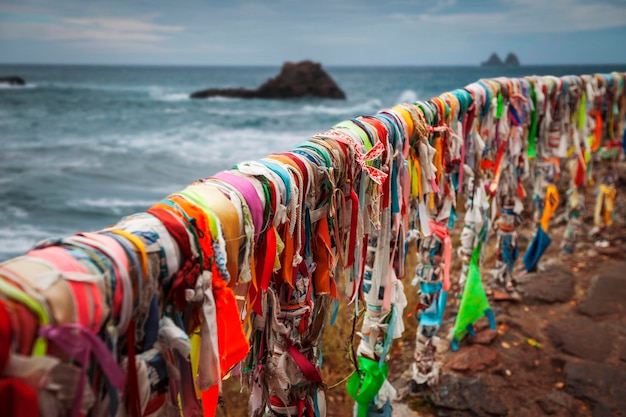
top-left (1, 64), bottom-right (624, 260)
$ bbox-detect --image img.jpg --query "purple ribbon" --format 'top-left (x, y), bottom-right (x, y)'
top-left (39, 324), bottom-right (126, 417)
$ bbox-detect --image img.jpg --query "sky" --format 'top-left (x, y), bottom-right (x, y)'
top-left (0, 0), bottom-right (625, 66)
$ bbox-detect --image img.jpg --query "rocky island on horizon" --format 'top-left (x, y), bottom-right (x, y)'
top-left (481, 52), bottom-right (520, 67)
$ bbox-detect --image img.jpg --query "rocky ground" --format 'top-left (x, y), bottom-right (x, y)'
top-left (388, 163), bottom-right (626, 417)
top-left (217, 162), bottom-right (626, 417)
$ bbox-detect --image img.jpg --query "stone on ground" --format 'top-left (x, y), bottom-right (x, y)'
top-left (447, 345), bottom-right (499, 373)
top-left (432, 373), bottom-right (507, 416)
top-left (565, 361), bottom-right (626, 417)
top-left (516, 266), bottom-right (575, 304)
top-left (547, 316), bottom-right (614, 362)
top-left (578, 264), bottom-right (626, 318)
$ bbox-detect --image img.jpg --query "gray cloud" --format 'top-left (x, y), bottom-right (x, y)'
top-left (0, 0), bottom-right (625, 64)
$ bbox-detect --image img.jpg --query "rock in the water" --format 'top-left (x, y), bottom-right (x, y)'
top-left (481, 53), bottom-right (503, 67)
top-left (448, 345), bottom-right (499, 373)
top-left (547, 316), bottom-right (614, 362)
top-left (517, 266), bottom-right (575, 304)
top-left (579, 264), bottom-right (626, 318)
top-left (504, 53), bottom-right (520, 66)
top-left (190, 61), bottom-right (345, 99)
top-left (0, 76), bottom-right (26, 85)
top-left (481, 52), bottom-right (520, 67)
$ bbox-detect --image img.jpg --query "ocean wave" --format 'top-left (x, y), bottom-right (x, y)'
top-left (68, 198), bottom-right (155, 215)
top-left (159, 93), bottom-right (189, 102)
top-left (396, 89), bottom-right (419, 104)
top-left (0, 83), bottom-right (37, 90)
top-left (163, 108), bottom-right (187, 114)
top-left (0, 224), bottom-right (54, 259)
top-left (202, 96), bottom-right (244, 102)
top-left (301, 99), bottom-right (383, 116)
top-left (148, 86), bottom-right (189, 102)
top-left (2, 205), bottom-right (29, 219)
top-left (105, 125), bottom-right (309, 171)
top-left (34, 82), bottom-right (145, 92)
top-left (203, 98), bottom-right (383, 118)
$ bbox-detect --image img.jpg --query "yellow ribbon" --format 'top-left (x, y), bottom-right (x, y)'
top-left (0, 274), bottom-right (50, 356)
top-left (595, 184), bottom-right (616, 227)
top-left (109, 229), bottom-right (149, 302)
top-left (540, 185), bottom-right (559, 232)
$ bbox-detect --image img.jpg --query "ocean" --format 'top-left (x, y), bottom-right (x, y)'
top-left (1, 63), bottom-right (625, 261)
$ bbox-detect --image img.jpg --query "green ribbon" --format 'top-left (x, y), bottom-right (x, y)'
top-left (176, 188), bottom-right (220, 241)
top-left (347, 356), bottom-right (389, 417)
top-left (495, 92), bottom-right (504, 120)
top-left (333, 120), bottom-right (373, 150)
top-left (528, 87), bottom-right (538, 159)
top-left (452, 242), bottom-right (493, 346)
top-left (578, 92), bottom-right (586, 131)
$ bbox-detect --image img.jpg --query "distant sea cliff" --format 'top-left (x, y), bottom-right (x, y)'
top-left (481, 53), bottom-right (520, 67)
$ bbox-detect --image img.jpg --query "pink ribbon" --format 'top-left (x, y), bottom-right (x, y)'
top-left (356, 140), bottom-right (388, 185)
top-left (39, 324), bottom-right (126, 417)
top-left (28, 247), bottom-right (102, 333)
top-left (382, 214), bottom-right (401, 312)
top-left (317, 130), bottom-right (388, 185)
top-left (213, 171), bottom-right (264, 242)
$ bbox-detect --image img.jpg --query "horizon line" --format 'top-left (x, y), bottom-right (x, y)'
top-left (1, 62), bottom-right (626, 68)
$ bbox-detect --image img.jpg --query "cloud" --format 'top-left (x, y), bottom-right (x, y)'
top-left (0, 12), bottom-right (184, 52)
top-left (1, 0), bottom-right (624, 65)
top-left (392, 0), bottom-right (626, 33)
top-left (63, 17), bottom-right (183, 34)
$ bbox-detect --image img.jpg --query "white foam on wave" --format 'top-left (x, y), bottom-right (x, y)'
top-left (0, 83), bottom-right (37, 90)
top-left (69, 198), bottom-right (155, 215)
top-left (203, 98), bottom-right (383, 118)
top-left (161, 93), bottom-right (189, 102)
top-left (148, 86), bottom-right (189, 102)
top-left (0, 224), bottom-right (53, 258)
top-left (62, 158), bottom-right (104, 169)
top-left (2, 206), bottom-right (29, 219)
top-left (300, 99), bottom-right (382, 116)
top-left (109, 124), bottom-right (309, 171)
top-left (39, 82), bottom-right (145, 93)
top-left (163, 108), bottom-right (186, 114)
top-left (203, 96), bottom-right (243, 102)
top-left (396, 89), bottom-right (419, 104)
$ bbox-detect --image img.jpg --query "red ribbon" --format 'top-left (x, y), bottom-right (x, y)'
top-left (126, 320), bottom-right (141, 417)
top-left (284, 337), bottom-right (322, 383)
top-left (0, 301), bottom-right (11, 375)
top-left (249, 224), bottom-right (277, 316)
top-left (346, 189), bottom-right (359, 268)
